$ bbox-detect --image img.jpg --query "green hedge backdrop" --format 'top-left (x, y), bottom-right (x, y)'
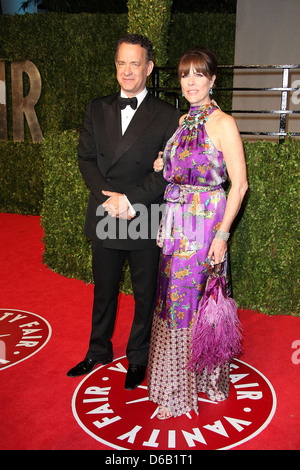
top-left (0, 11), bottom-right (299, 316)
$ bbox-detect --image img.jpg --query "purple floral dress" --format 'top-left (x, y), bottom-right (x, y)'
top-left (148, 105), bottom-right (231, 417)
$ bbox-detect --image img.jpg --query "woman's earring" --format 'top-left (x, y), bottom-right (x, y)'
top-left (182, 92), bottom-right (184, 97)
top-left (209, 88), bottom-right (213, 96)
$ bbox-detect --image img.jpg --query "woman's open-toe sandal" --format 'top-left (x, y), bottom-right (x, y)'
top-left (157, 406), bottom-right (173, 420)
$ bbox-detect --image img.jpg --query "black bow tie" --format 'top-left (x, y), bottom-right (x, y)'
top-left (118, 96), bottom-right (138, 110)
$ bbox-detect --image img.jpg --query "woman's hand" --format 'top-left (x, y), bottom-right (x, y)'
top-left (153, 151), bottom-right (164, 172)
top-left (207, 238), bottom-right (227, 265)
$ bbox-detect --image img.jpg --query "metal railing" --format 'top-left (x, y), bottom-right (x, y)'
top-left (152, 65), bottom-right (300, 143)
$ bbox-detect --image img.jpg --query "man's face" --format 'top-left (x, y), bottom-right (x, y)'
top-left (115, 42), bottom-right (154, 97)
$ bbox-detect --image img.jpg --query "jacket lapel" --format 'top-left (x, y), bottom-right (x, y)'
top-left (109, 92), bottom-right (159, 168)
top-left (103, 95), bottom-right (122, 150)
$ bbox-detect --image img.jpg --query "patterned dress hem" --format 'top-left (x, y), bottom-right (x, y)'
top-left (147, 315), bottom-right (230, 418)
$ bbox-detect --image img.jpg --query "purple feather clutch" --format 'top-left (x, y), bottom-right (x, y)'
top-left (188, 263), bottom-right (243, 374)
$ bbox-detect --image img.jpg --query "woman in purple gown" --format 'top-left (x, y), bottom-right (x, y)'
top-left (147, 46), bottom-right (248, 419)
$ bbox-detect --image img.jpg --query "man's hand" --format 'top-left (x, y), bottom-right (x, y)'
top-left (102, 191), bottom-right (129, 217)
top-left (118, 209), bottom-right (135, 220)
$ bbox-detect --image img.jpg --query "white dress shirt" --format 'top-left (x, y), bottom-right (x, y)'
top-left (120, 88), bottom-right (148, 135)
top-left (120, 88), bottom-right (148, 215)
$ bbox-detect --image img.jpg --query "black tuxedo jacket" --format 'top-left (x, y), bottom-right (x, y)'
top-left (78, 91), bottom-right (180, 250)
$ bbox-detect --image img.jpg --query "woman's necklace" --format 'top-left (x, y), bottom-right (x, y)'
top-left (183, 103), bottom-right (214, 130)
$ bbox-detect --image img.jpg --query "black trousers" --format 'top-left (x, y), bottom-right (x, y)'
top-left (86, 240), bottom-right (160, 366)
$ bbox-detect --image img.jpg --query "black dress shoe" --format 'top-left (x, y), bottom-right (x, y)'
top-left (125, 364), bottom-right (147, 390)
top-left (67, 357), bottom-right (112, 377)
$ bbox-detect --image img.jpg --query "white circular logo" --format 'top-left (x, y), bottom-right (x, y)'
top-left (0, 308), bottom-right (51, 370)
top-left (72, 356), bottom-right (276, 450)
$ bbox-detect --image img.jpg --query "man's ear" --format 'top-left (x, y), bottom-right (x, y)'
top-left (147, 60), bottom-right (154, 77)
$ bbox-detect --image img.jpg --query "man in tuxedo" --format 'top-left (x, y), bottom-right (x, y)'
top-left (67, 34), bottom-right (180, 390)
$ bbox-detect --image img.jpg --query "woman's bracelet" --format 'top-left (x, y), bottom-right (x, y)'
top-left (215, 229), bottom-right (230, 241)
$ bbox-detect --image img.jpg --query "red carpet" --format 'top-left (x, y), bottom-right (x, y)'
top-left (0, 213), bottom-right (299, 451)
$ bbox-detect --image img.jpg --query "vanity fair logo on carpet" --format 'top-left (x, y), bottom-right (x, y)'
top-left (0, 308), bottom-right (51, 370)
top-left (72, 356), bottom-right (277, 450)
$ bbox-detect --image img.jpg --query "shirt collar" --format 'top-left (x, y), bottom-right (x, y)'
top-left (120, 88), bottom-right (148, 108)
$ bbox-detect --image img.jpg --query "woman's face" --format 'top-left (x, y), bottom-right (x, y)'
top-left (180, 64), bottom-right (215, 107)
